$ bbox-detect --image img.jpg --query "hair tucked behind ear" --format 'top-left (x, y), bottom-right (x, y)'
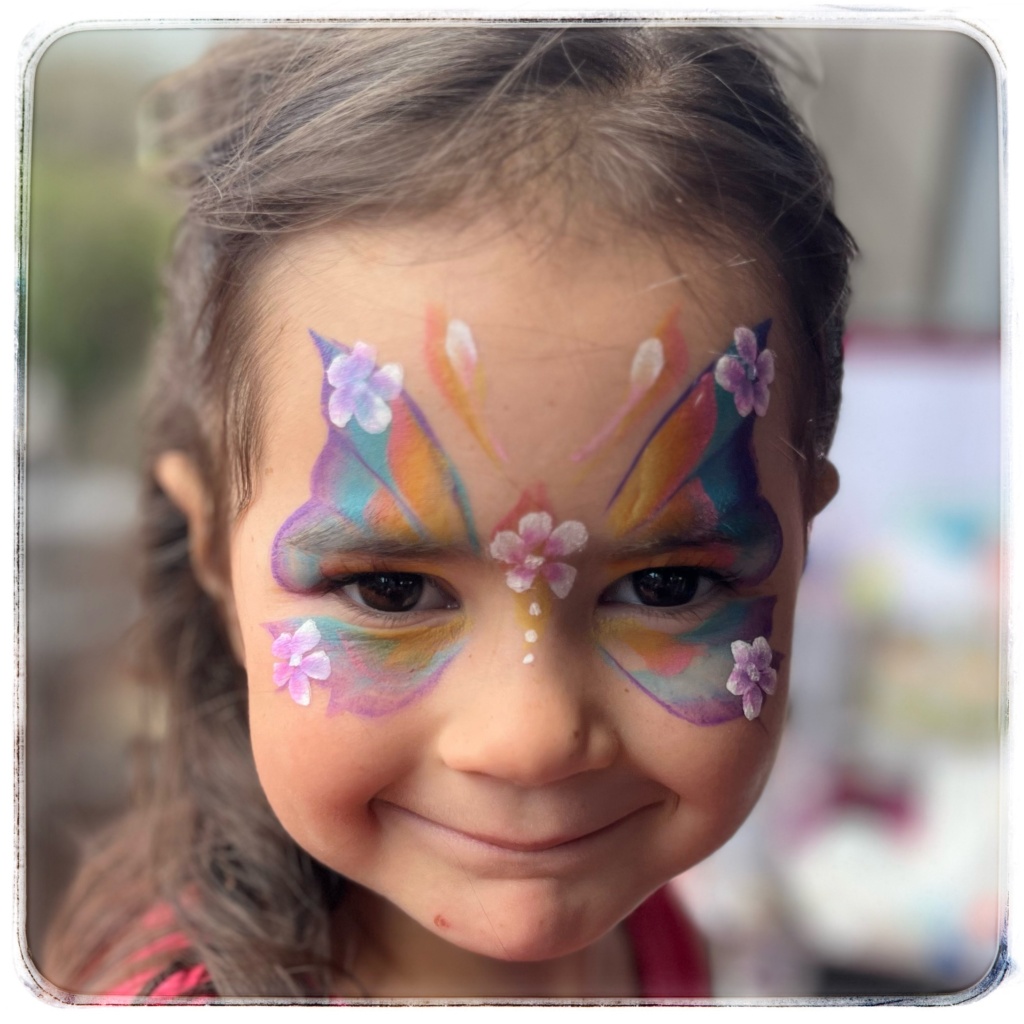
top-left (42, 25), bottom-right (855, 998)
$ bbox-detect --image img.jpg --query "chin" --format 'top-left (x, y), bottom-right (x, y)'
top-left (415, 879), bottom-right (628, 963)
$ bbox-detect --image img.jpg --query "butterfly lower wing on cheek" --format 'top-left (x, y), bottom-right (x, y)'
top-left (265, 329), bottom-right (476, 714)
top-left (265, 616), bottom-right (465, 717)
top-left (601, 320), bottom-right (783, 724)
top-left (598, 596), bottom-right (778, 724)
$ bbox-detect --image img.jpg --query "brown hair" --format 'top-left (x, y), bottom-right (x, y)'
top-left (42, 25), bottom-right (855, 998)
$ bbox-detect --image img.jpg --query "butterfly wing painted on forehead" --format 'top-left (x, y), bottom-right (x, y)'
top-left (606, 318), bottom-right (782, 583)
top-left (600, 320), bottom-right (783, 725)
top-left (271, 329), bottom-right (479, 592)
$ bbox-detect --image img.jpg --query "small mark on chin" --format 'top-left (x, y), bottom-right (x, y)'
top-left (434, 914), bottom-right (450, 929)
top-left (523, 653), bottom-right (535, 665)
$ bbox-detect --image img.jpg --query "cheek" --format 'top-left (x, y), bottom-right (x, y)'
top-left (596, 595), bottom-right (781, 724)
top-left (262, 615), bottom-right (465, 717)
top-left (247, 660), bottom-right (424, 875)
top-left (615, 680), bottom-right (785, 873)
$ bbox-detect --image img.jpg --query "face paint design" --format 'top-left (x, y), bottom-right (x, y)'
top-left (271, 330), bottom-right (479, 593)
top-left (265, 616), bottom-right (465, 717)
top-left (487, 487), bottom-right (589, 664)
top-left (600, 321), bottom-right (782, 723)
top-left (489, 512), bottom-right (589, 599)
top-left (597, 597), bottom-right (777, 724)
top-left (271, 619), bottom-right (332, 706)
top-left (714, 327), bottom-right (775, 418)
top-left (268, 329), bottom-right (477, 716)
top-left (725, 636), bottom-right (778, 720)
top-left (606, 320), bottom-right (781, 583)
top-left (326, 341), bottom-right (404, 434)
top-left (570, 307), bottom-right (690, 464)
top-left (423, 308), bottom-right (508, 464)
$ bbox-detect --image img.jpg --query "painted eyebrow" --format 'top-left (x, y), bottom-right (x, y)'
top-left (607, 528), bottom-right (742, 561)
top-left (285, 516), bottom-right (478, 562)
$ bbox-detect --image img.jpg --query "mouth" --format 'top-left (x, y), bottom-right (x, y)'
top-left (375, 800), bottom-right (659, 856)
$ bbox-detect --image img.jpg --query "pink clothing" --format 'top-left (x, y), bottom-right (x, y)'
top-left (107, 888), bottom-right (710, 1001)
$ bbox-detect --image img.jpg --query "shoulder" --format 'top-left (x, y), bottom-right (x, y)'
top-left (625, 886), bottom-right (712, 999)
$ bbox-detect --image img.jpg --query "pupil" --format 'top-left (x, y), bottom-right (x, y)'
top-left (632, 568), bottom-right (699, 607)
top-left (357, 573), bottom-right (424, 612)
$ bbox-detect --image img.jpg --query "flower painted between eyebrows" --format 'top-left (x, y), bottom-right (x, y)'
top-left (489, 512), bottom-right (589, 599)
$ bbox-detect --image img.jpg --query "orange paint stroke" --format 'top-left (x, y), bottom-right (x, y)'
top-left (570, 307), bottom-right (690, 464)
top-left (423, 307), bottom-right (507, 464)
top-left (606, 373), bottom-right (717, 537)
top-left (368, 400), bottom-right (470, 543)
top-left (597, 617), bottom-right (699, 676)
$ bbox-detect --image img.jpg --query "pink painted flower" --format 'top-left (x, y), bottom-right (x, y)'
top-left (489, 512), bottom-right (589, 599)
top-left (714, 326), bottom-right (775, 417)
top-left (726, 636), bottom-right (777, 720)
top-left (271, 619), bottom-right (331, 706)
top-left (327, 341), bottom-right (404, 434)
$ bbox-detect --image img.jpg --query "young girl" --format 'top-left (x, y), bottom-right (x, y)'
top-left (41, 25), bottom-right (854, 1001)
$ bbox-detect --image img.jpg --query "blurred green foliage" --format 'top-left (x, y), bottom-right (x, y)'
top-left (25, 31), bottom-right (215, 460)
top-left (28, 159), bottom-right (178, 412)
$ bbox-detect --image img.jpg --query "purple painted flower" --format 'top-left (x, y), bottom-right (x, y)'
top-left (714, 326), bottom-right (775, 417)
top-left (271, 619), bottom-right (331, 706)
top-left (489, 512), bottom-right (589, 598)
top-left (726, 636), bottom-right (777, 720)
top-left (327, 341), bottom-right (404, 434)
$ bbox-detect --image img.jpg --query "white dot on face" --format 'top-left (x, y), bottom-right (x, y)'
top-left (529, 602), bottom-right (541, 616)
top-left (523, 653), bottom-right (535, 665)
top-left (524, 629), bottom-right (538, 643)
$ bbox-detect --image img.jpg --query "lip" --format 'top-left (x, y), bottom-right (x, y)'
top-left (375, 800), bottom-right (659, 856)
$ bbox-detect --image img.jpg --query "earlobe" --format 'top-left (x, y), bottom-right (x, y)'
top-left (153, 451), bottom-right (245, 663)
top-left (810, 459), bottom-right (840, 518)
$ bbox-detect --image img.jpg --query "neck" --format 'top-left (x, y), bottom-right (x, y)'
top-left (332, 887), bottom-right (638, 999)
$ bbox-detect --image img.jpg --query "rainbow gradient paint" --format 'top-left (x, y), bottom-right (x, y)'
top-left (271, 330), bottom-right (479, 592)
top-left (597, 597), bottom-right (778, 724)
top-left (423, 308), bottom-right (507, 464)
top-left (599, 320), bottom-right (783, 723)
top-left (571, 306), bottom-right (691, 464)
top-left (265, 616), bottom-right (465, 717)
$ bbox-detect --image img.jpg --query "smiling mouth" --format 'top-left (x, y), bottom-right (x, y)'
top-left (377, 801), bottom-right (658, 855)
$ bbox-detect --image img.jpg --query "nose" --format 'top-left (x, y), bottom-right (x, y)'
top-left (436, 638), bottom-right (620, 787)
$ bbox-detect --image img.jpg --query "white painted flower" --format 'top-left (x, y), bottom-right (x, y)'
top-left (327, 341), bottom-right (404, 434)
top-left (271, 619), bottom-right (331, 706)
top-left (489, 512), bottom-right (589, 599)
top-left (726, 636), bottom-right (777, 720)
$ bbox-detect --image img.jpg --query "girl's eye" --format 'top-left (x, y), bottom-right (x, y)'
top-left (338, 573), bottom-right (457, 615)
top-left (602, 567), bottom-right (717, 608)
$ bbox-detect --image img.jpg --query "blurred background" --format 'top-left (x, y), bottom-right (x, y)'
top-left (24, 26), bottom-right (1001, 998)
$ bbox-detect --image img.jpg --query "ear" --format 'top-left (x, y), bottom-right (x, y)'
top-left (153, 451), bottom-right (245, 663)
top-left (809, 458), bottom-right (840, 518)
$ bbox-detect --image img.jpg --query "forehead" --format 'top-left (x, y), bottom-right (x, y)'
top-left (249, 220), bottom-right (793, 532)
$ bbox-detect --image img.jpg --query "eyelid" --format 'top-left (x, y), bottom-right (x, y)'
top-left (606, 546), bottom-right (738, 577)
top-left (325, 571), bottom-right (461, 628)
top-left (598, 566), bottom-right (737, 624)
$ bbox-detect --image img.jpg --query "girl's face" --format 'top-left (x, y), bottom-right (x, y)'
top-left (223, 219), bottom-right (811, 964)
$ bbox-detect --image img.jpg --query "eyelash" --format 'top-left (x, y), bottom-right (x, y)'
top-left (323, 571), bottom-right (460, 626)
top-left (319, 564), bottom-right (736, 629)
top-left (599, 566), bottom-right (737, 620)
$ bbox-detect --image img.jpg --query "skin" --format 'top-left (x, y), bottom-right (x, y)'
top-left (158, 213), bottom-right (837, 998)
